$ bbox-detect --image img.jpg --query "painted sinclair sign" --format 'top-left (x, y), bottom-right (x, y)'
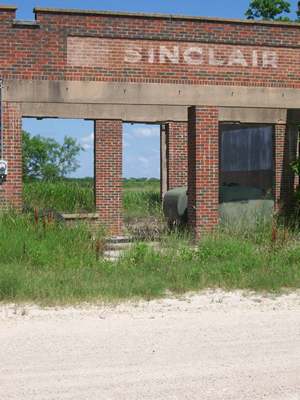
top-left (124, 46), bottom-right (277, 68)
top-left (67, 37), bottom-right (278, 69)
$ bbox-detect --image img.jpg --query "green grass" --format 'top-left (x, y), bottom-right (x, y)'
top-left (24, 179), bottom-right (161, 220)
top-left (123, 186), bottom-right (161, 220)
top-left (1, 212), bottom-right (300, 304)
top-left (24, 180), bottom-right (95, 213)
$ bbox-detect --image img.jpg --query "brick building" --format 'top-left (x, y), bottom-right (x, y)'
top-left (0, 5), bottom-right (299, 237)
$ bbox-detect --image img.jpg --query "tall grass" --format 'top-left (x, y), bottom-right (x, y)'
top-left (24, 179), bottom-right (161, 220)
top-left (123, 188), bottom-right (161, 220)
top-left (24, 180), bottom-right (95, 213)
top-left (1, 212), bottom-right (300, 304)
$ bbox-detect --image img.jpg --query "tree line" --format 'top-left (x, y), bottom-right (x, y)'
top-left (246, 0), bottom-right (300, 21)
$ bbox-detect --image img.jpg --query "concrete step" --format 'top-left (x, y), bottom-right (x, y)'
top-left (105, 242), bottom-right (134, 251)
top-left (104, 236), bottom-right (134, 261)
top-left (107, 236), bottom-right (133, 244)
top-left (104, 250), bottom-right (122, 259)
top-left (104, 240), bottom-right (162, 262)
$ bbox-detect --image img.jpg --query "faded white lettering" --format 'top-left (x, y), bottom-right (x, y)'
top-left (148, 48), bottom-right (155, 63)
top-left (262, 51), bottom-right (278, 68)
top-left (228, 49), bottom-right (248, 67)
top-left (183, 47), bottom-right (203, 65)
top-left (252, 50), bottom-right (258, 67)
top-left (208, 48), bottom-right (225, 66)
top-left (124, 47), bottom-right (142, 63)
top-left (159, 46), bottom-right (180, 64)
top-left (123, 45), bottom-right (278, 69)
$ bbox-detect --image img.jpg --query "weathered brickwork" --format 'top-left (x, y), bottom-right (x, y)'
top-left (166, 122), bottom-right (188, 189)
top-left (0, 102), bottom-right (22, 210)
top-left (274, 123), bottom-right (298, 212)
top-left (67, 37), bottom-right (283, 86)
top-left (94, 120), bottom-right (123, 235)
top-left (188, 106), bottom-right (219, 238)
top-left (0, 8), bottom-right (300, 87)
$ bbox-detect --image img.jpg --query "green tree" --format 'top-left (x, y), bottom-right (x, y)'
top-left (245, 0), bottom-right (291, 20)
top-left (22, 131), bottom-right (83, 181)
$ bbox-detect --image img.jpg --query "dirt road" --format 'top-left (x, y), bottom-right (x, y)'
top-left (1, 291), bottom-right (300, 400)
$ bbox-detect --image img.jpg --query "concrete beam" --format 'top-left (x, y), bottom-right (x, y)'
top-left (5, 80), bottom-right (300, 110)
top-left (21, 102), bottom-right (188, 122)
top-left (219, 107), bottom-right (287, 124)
top-left (21, 101), bottom-right (287, 124)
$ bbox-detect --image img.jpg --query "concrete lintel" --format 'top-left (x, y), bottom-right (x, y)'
top-left (5, 80), bottom-right (300, 110)
top-left (219, 107), bottom-right (287, 124)
top-left (20, 102), bottom-right (288, 124)
top-left (21, 102), bottom-right (188, 122)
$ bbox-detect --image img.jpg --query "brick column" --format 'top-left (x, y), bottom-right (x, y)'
top-left (0, 102), bottom-right (22, 210)
top-left (274, 123), bottom-right (298, 212)
top-left (94, 119), bottom-right (123, 235)
top-left (166, 122), bottom-right (188, 190)
top-left (188, 106), bottom-right (219, 238)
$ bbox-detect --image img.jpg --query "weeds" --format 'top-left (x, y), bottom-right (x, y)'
top-left (24, 180), bottom-right (95, 213)
top-left (0, 212), bottom-right (300, 304)
top-left (2, 179), bottom-right (300, 303)
top-left (24, 179), bottom-right (162, 223)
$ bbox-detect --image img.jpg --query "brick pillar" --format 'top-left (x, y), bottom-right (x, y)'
top-left (188, 106), bottom-right (219, 238)
top-left (94, 119), bottom-right (123, 235)
top-left (274, 123), bottom-right (298, 212)
top-left (166, 122), bottom-right (188, 190)
top-left (0, 102), bottom-right (22, 210)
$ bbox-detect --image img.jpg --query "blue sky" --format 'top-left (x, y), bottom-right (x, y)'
top-left (16, 1), bottom-right (299, 178)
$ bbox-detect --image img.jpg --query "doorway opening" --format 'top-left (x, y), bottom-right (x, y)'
top-left (123, 123), bottom-right (162, 236)
top-left (22, 117), bottom-right (94, 215)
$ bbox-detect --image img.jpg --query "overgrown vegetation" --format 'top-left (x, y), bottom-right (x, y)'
top-left (24, 179), bottom-right (95, 213)
top-left (1, 211), bottom-right (300, 304)
top-left (24, 178), bottom-right (161, 219)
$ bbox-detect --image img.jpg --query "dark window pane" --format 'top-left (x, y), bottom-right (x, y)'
top-left (220, 124), bottom-right (273, 202)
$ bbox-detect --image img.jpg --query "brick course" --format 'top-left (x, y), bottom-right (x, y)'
top-left (0, 102), bottom-right (22, 210)
top-left (166, 122), bottom-right (188, 189)
top-left (0, 8), bottom-right (300, 87)
top-left (94, 120), bottom-right (123, 235)
top-left (274, 123), bottom-right (298, 212)
top-left (188, 106), bottom-right (219, 238)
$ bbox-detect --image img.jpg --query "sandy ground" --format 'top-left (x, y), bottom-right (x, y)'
top-left (1, 290), bottom-right (300, 400)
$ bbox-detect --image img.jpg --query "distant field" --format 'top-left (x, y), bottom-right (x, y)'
top-left (23, 178), bottom-right (161, 221)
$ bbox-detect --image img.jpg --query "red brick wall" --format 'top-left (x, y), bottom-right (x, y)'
top-left (188, 106), bottom-right (219, 238)
top-left (94, 120), bottom-right (123, 235)
top-left (274, 124), bottom-right (285, 211)
top-left (166, 122), bottom-right (188, 189)
top-left (0, 8), bottom-right (299, 87)
top-left (274, 123), bottom-right (298, 212)
top-left (0, 102), bottom-right (22, 210)
top-left (66, 37), bottom-right (285, 86)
